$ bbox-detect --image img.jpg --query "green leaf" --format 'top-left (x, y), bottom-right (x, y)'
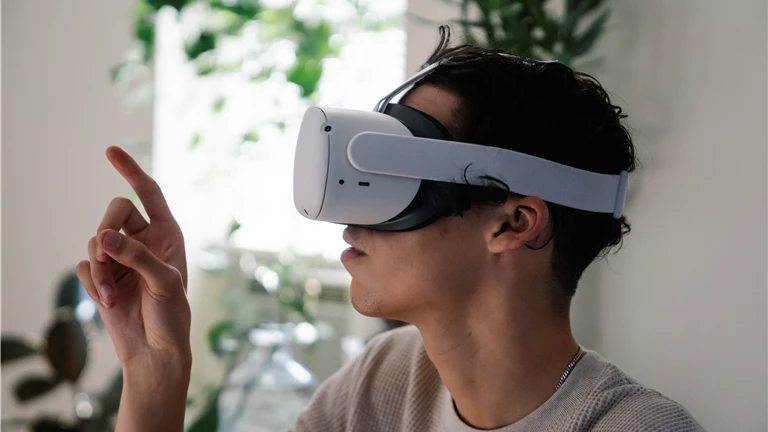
top-left (455, 0), bottom-right (478, 45)
top-left (1, 337), bottom-right (38, 364)
top-left (110, 62), bottom-right (129, 84)
top-left (55, 271), bottom-right (102, 329)
top-left (133, 12), bottom-right (155, 65)
top-left (213, 97), bottom-right (226, 113)
top-left (561, 0), bottom-right (600, 41)
top-left (190, 132), bottom-right (202, 149)
top-left (132, 0), bottom-right (154, 20)
top-left (242, 130), bottom-right (260, 143)
top-left (250, 66), bottom-right (275, 81)
top-left (97, 369), bottom-right (123, 422)
top-left (145, 0), bottom-right (188, 11)
top-left (497, 5), bottom-right (534, 54)
top-left (570, 9), bottom-right (610, 57)
top-left (276, 121), bottom-right (286, 132)
top-left (215, 11), bottom-right (249, 36)
top-left (187, 390), bottom-right (220, 432)
top-left (522, 0), bottom-right (556, 40)
top-left (54, 273), bottom-right (85, 310)
top-left (216, 62), bottom-right (244, 73)
top-left (208, 320), bottom-right (234, 356)
top-left (469, 0), bottom-right (500, 45)
top-left (196, 61), bottom-right (217, 76)
top-left (14, 375), bottom-right (60, 402)
top-left (210, 0), bottom-right (261, 20)
top-left (30, 417), bottom-right (79, 432)
top-left (45, 309), bottom-right (88, 382)
top-left (287, 57), bottom-right (323, 97)
top-left (186, 32), bottom-right (217, 61)
top-left (293, 21), bottom-right (335, 59)
top-left (455, 19), bottom-right (486, 29)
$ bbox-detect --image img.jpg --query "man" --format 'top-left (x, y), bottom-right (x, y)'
top-left (77, 28), bottom-right (704, 431)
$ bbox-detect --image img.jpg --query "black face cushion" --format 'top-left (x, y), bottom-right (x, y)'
top-left (383, 103), bottom-right (454, 141)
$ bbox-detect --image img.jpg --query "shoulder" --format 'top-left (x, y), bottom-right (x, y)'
top-left (293, 325), bottom-right (440, 431)
top-left (360, 325), bottom-right (426, 367)
top-left (353, 325), bottom-right (439, 392)
top-left (586, 360), bottom-right (706, 432)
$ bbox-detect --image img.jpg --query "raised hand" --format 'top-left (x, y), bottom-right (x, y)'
top-left (76, 146), bottom-right (190, 431)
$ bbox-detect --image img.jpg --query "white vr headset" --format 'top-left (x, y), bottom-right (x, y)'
top-left (293, 62), bottom-right (629, 232)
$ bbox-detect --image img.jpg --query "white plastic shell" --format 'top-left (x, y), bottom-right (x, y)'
top-left (293, 107), bottom-right (421, 225)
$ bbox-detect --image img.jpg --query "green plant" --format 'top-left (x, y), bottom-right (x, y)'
top-left (1, 272), bottom-right (123, 432)
top-left (432, 0), bottom-right (611, 67)
top-left (113, 0), bottom-right (401, 241)
top-left (110, 2), bottom-right (400, 429)
top-left (186, 251), bottom-right (331, 431)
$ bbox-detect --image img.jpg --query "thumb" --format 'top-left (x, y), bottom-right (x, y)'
top-left (98, 229), bottom-right (183, 302)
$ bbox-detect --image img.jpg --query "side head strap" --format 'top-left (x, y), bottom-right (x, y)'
top-left (348, 132), bottom-right (628, 218)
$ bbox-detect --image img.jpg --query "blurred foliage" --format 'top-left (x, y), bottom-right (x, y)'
top-left (194, 251), bottom-right (332, 430)
top-left (45, 310), bottom-right (88, 383)
top-left (116, 0), bottom-right (322, 129)
top-left (1, 271), bottom-right (122, 432)
top-left (186, 390), bottom-right (220, 432)
top-left (113, 0), bottom-right (400, 148)
top-left (433, 0), bottom-right (611, 67)
top-left (1, 337), bottom-right (38, 364)
top-left (108, 1), bottom-right (398, 429)
top-left (55, 273), bottom-right (104, 330)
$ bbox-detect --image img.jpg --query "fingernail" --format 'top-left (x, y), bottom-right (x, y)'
top-left (96, 246), bottom-right (106, 260)
top-left (99, 284), bottom-right (115, 304)
top-left (102, 231), bottom-right (121, 250)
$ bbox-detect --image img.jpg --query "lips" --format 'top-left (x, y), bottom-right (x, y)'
top-left (342, 227), bottom-right (367, 255)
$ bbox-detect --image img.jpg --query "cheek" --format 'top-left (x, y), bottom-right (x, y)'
top-left (348, 238), bottom-right (425, 315)
top-left (353, 219), bottom-right (485, 313)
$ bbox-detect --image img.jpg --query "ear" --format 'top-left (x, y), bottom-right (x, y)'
top-left (486, 196), bottom-right (551, 254)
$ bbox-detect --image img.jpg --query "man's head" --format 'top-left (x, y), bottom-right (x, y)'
top-left (343, 28), bottom-right (636, 323)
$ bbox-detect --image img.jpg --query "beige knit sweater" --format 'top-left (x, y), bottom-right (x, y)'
top-left (291, 326), bottom-right (704, 431)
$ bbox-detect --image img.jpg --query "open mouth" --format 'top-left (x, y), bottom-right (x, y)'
top-left (341, 246), bottom-right (366, 263)
top-left (341, 228), bottom-right (368, 263)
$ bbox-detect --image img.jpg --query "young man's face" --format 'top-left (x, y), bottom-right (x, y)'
top-left (342, 85), bottom-right (496, 321)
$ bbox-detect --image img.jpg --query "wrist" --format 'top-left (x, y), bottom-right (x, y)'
top-left (122, 352), bottom-right (191, 394)
top-left (117, 354), bottom-right (190, 432)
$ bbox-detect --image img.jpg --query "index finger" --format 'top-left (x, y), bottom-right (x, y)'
top-left (106, 146), bottom-right (173, 222)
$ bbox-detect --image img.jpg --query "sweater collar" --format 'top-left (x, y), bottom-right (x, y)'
top-left (439, 350), bottom-right (608, 432)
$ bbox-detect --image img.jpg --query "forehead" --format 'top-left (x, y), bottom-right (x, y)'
top-left (400, 84), bottom-right (462, 136)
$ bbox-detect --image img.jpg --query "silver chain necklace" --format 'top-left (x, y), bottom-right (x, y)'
top-left (555, 346), bottom-right (585, 391)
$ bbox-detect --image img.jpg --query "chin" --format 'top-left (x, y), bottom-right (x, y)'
top-left (349, 278), bottom-right (390, 318)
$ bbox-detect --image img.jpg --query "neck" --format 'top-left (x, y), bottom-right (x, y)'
top-left (410, 280), bottom-right (578, 430)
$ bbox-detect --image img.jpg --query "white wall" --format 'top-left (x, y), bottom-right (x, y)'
top-left (2, 0), bottom-right (150, 417)
top-left (407, 1), bottom-right (766, 431)
top-left (584, 2), bottom-right (767, 430)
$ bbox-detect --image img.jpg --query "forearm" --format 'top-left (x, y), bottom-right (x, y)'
top-left (116, 356), bottom-right (191, 432)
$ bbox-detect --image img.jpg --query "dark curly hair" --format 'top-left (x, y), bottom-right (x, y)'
top-left (403, 27), bottom-right (636, 297)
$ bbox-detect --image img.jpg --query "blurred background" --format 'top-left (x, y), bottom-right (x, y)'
top-left (1, 0), bottom-right (766, 431)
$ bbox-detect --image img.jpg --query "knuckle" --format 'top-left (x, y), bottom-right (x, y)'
top-left (138, 180), bottom-right (161, 199)
top-left (87, 236), bottom-right (98, 254)
top-left (76, 260), bottom-right (89, 275)
top-left (109, 196), bottom-right (131, 209)
top-left (147, 265), bottom-right (183, 303)
top-left (129, 243), bottom-right (149, 263)
top-left (159, 264), bottom-right (180, 285)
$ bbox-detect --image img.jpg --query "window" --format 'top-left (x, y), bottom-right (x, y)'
top-left (152, 1), bottom-right (407, 260)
